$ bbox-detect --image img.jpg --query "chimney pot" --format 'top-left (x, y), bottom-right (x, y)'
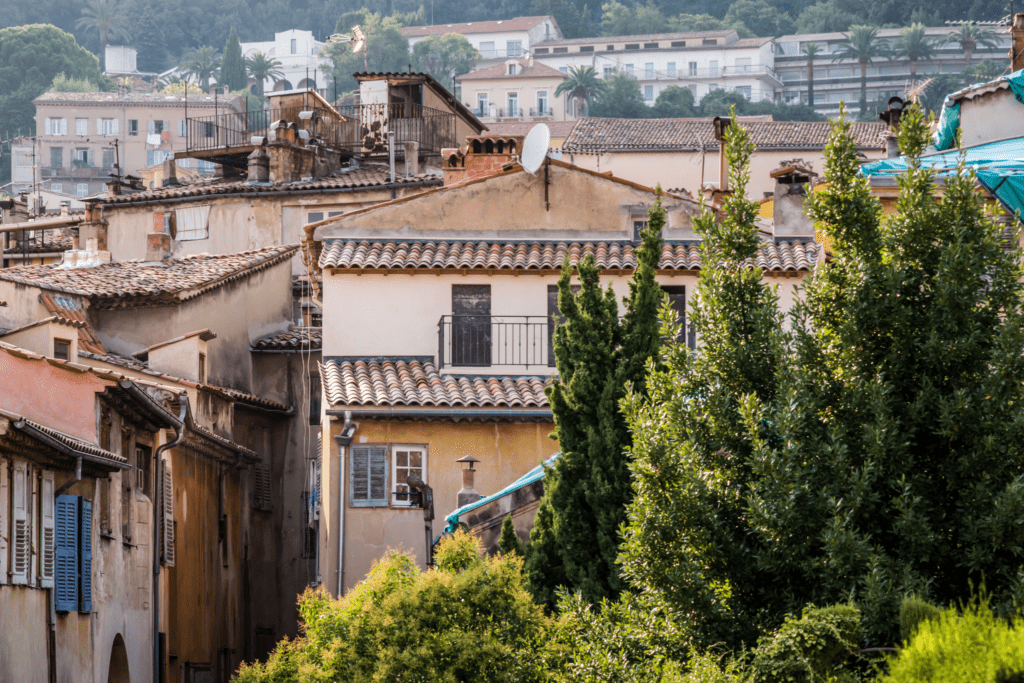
top-left (247, 146), bottom-right (270, 182)
top-left (146, 232), bottom-right (172, 261)
top-left (456, 455), bottom-right (482, 508)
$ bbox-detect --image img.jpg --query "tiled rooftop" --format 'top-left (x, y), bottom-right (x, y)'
top-left (33, 92), bottom-right (224, 106)
top-left (399, 16), bottom-right (551, 37)
top-left (321, 358), bottom-right (551, 408)
top-left (41, 293), bottom-right (106, 354)
top-left (458, 58), bottom-right (566, 81)
top-left (0, 245), bottom-right (298, 307)
top-left (533, 29), bottom-right (735, 46)
top-left (562, 118), bottom-right (888, 153)
top-left (252, 327), bottom-right (322, 351)
top-left (320, 239), bottom-right (820, 272)
top-left (0, 408), bottom-right (127, 465)
top-left (102, 166), bottom-right (442, 205)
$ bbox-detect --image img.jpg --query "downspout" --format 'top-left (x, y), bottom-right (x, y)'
top-left (154, 399), bottom-right (186, 683)
top-left (54, 456), bottom-right (82, 497)
top-left (333, 413), bottom-right (355, 597)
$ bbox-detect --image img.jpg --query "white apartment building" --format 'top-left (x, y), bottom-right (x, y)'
top-left (400, 16), bottom-right (562, 64)
top-left (775, 26), bottom-right (1012, 115)
top-left (531, 30), bottom-right (781, 107)
top-left (240, 29), bottom-right (332, 96)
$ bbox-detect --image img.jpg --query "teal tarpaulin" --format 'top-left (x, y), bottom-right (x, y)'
top-left (442, 453), bottom-right (560, 534)
top-left (933, 70), bottom-right (1024, 151)
top-left (861, 136), bottom-right (1024, 220)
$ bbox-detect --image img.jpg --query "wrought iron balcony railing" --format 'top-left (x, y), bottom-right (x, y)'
top-left (438, 315), bottom-right (553, 369)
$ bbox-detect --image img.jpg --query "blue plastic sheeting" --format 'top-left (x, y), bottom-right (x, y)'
top-left (934, 69), bottom-right (1024, 151)
top-left (861, 136), bottom-right (1024, 219)
top-left (442, 452), bottom-right (561, 534)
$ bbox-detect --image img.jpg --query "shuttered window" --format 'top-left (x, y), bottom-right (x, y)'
top-left (12, 460), bottom-right (29, 584)
top-left (661, 286), bottom-right (687, 345)
top-left (55, 494), bottom-right (79, 611)
top-left (79, 499), bottom-right (92, 612)
top-left (174, 205), bottom-right (211, 241)
top-left (349, 445), bottom-right (388, 507)
top-left (0, 463), bottom-right (8, 583)
top-left (41, 472), bottom-right (55, 587)
top-left (161, 459), bottom-right (175, 567)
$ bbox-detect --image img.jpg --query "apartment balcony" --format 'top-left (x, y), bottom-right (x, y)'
top-left (477, 48), bottom-right (525, 60)
top-left (183, 102), bottom-right (457, 169)
top-left (473, 106), bottom-right (553, 121)
top-left (438, 315), bottom-right (553, 369)
top-left (528, 107), bottom-right (554, 118)
top-left (666, 64), bottom-right (780, 84)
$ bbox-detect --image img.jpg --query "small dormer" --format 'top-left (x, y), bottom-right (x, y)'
top-left (135, 329), bottom-right (217, 383)
top-left (506, 60), bottom-right (519, 76)
top-left (0, 317), bottom-right (82, 363)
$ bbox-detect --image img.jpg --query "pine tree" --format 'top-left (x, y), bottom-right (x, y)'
top-left (525, 194), bottom-right (666, 609)
top-left (220, 28), bottom-right (247, 92)
top-left (498, 515), bottom-right (524, 557)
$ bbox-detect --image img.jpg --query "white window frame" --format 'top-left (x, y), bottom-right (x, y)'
top-left (50, 183), bottom-right (63, 193)
top-left (391, 445), bottom-right (427, 508)
top-left (644, 62), bottom-right (654, 79)
top-left (537, 90), bottom-right (548, 114)
top-left (76, 118), bottom-right (88, 136)
top-left (45, 118), bottom-right (67, 136)
top-left (507, 40), bottom-right (523, 57)
top-left (0, 460), bottom-right (8, 583)
top-left (644, 85), bottom-right (654, 101)
top-left (76, 183), bottom-right (89, 198)
top-left (667, 62), bottom-right (676, 78)
top-left (507, 91), bottom-right (519, 117)
top-left (174, 204), bottom-right (211, 241)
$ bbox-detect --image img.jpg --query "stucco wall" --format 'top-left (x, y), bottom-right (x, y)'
top-left (0, 281), bottom-right (54, 331)
top-left (0, 587), bottom-right (50, 683)
top-left (959, 89), bottom-right (1024, 148)
top-left (93, 259), bottom-right (293, 393)
top-left (321, 419), bottom-right (559, 593)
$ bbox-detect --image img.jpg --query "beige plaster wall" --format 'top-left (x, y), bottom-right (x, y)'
top-left (0, 281), bottom-right (54, 330)
top-left (1, 321), bottom-right (78, 362)
top-left (460, 74), bottom-right (570, 121)
top-left (959, 89), bottom-right (1024, 148)
top-left (321, 419), bottom-right (559, 593)
top-left (566, 148), bottom-right (887, 200)
top-left (0, 587), bottom-right (50, 683)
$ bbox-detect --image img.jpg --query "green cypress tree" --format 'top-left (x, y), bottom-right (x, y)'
top-left (220, 28), bottom-right (247, 92)
top-left (498, 515), bottom-right (524, 557)
top-left (525, 194), bottom-right (667, 609)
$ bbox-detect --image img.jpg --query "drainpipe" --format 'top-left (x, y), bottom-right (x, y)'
top-left (154, 399), bottom-right (186, 683)
top-left (54, 456), bottom-right (82, 497)
top-left (333, 414), bottom-right (355, 597)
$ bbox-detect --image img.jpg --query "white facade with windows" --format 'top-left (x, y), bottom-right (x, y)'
top-left (532, 30), bottom-right (781, 107)
top-left (400, 16), bottom-right (562, 66)
top-left (240, 29), bottom-right (332, 95)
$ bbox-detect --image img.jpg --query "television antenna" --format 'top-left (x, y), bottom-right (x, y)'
top-left (520, 123), bottom-right (550, 175)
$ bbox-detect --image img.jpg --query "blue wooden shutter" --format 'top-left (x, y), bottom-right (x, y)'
top-left (54, 495), bottom-right (79, 612)
top-left (350, 445), bottom-right (388, 507)
top-left (79, 499), bottom-right (93, 613)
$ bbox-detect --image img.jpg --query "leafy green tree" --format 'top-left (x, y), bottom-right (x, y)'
top-left (833, 25), bottom-right (887, 116)
top-left (324, 12), bottom-right (408, 95)
top-left (699, 88), bottom-right (749, 117)
top-left (621, 111), bottom-right (784, 649)
top-left (962, 58), bottom-right (1002, 84)
top-left (244, 52), bottom-right (283, 96)
top-left (590, 72), bottom-right (649, 119)
top-left (600, 0), bottom-right (665, 36)
top-left (651, 86), bottom-right (697, 118)
top-left (744, 100), bottom-right (827, 121)
top-left (525, 194), bottom-right (667, 609)
top-left (179, 46), bottom-right (220, 90)
top-left (220, 28), bottom-right (246, 92)
top-left (49, 72), bottom-right (102, 92)
top-left (894, 23), bottom-right (936, 78)
top-left (499, 515), bottom-right (524, 557)
top-left (944, 24), bottom-right (999, 66)
top-left (0, 24), bottom-right (106, 143)
top-left (531, 0), bottom-right (591, 39)
top-left (554, 65), bottom-right (605, 118)
top-left (724, 0), bottom-right (793, 37)
top-left (916, 73), bottom-right (963, 116)
top-left (802, 42), bottom-right (822, 107)
top-left (411, 33), bottom-right (479, 93)
top-left (794, 0), bottom-right (856, 33)
top-left (667, 14), bottom-right (735, 33)
top-left (75, 0), bottom-right (129, 69)
top-left (235, 532), bottom-right (550, 683)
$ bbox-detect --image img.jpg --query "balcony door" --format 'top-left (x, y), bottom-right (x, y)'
top-left (452, 285), bottom-right (491, 366)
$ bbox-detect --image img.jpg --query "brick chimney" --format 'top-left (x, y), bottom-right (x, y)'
top-left (456, 455), bottom-right (482, 507)
top-left (1013, 14), bottom-right (1024, 73)
top-left (248, 145), bottom-right (270, 182)
top-left (145, 232), bottom-right (172, 261)
top-left (442, 134), bottom-right (525, 186)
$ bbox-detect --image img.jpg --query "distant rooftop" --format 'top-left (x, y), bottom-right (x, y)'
top-left (457, 57), bottom-right (566, 81)
top-left (33, 92), bottom-right (228, 106)
top-left (533, 29), bottom-right (740, 47)
top-left (399, 16), bottom-right (555, 38)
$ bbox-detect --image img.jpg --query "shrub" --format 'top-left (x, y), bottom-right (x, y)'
top-left (898, 595), bottom-right (942, 643)
top-left (747, 604), bottom-right (862, 683)
top-left (880, 597), bottom-right (1024, 683)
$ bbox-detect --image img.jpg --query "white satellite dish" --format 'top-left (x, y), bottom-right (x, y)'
top-left (520, 123), bottom-right (551, 175)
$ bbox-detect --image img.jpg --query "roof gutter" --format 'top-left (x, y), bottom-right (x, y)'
top-left (325, 407), bottom-right (553, 420)
top-left (100, 179), bottom-right (442, 209)
top-left (13, 420), bottom-right (130, 475)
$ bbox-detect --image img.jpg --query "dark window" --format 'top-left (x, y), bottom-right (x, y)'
top-left (452, 285), bottom-right (491, 366)
top-left (534, 47), bottom-right (550, 54)
top-left (53, 339), bottom-right (70, 361)
top-left (633, 220), bottom-right (649, 241)
top-left (350, 445), bottom-right (388, 507)
top-left (643, 42), bottom-right (659, 49)
top-left (128, 120), bottom-right (138, 136)
top-left (553, 47), bottom-right (568, 53)
top-left (580, 46), bottom-right (594, 52)
top-left (102, 148), bottom-right (114, 169)
top-left (671, 41), bottom-right (686, 47)
top-left (606, 45), bottom-right (615, 51)
top-left (625, 43), bottom-right (640, 50)
top-left (50, 147), bottom-right (63, 169)
top-left (661, 286), bottom-right (689, 345)
top-left (703, 39), bottom-right (717, 46)
top-left (307, 211), bottom-right (325, 224)
top-left (136, 444), bottom-right (152, 498)
top-left (309, 372), bottom-right (322, 425)
top-left (548, 284), bottom-right (581, 367)
top-left (198, 353), bottom-right (206, 383)
top-left (301, 492), bottom-right (317, 558)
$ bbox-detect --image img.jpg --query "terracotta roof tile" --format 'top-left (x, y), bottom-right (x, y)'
top-left (562, 118), bottom-right (887, 153)
top-left (458, 58), bottom-right (567, 81)
top-left (533, 29), bottom-right (735, 46)
top-left (6, 234), bottom-right (75, 254)
top-left (321, 358), bottom-right (551, 408)
top-left (252, 327), bottom-right (322, 351)
top-left (399, 16), bottom-right (552, 37)
top-left (320, 239), bottom-right (820, 272)
top-left (0, 245), bottom-right (298, 307)
top-left (40, 294), bottom-right (106, 355)
top-left (0, 408), bottom-right (127, 466)
top-left (101, 166), bottom-right (441, 205)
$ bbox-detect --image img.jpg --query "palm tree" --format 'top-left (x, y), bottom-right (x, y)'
top-left (554, 65), bottom-right (606, 117)
top-left (944, 24), bottom-right (999, 67)
top-left (801, 43), bottom-right (822, 108)
top-left (833, 26), bottom-right (887, 116)
top-left (245, 52), bottom-right (284, 95)
top-left (895, 23), bottom-right (936, 79)
top-left (180, 46), bottom-right (222, 90)
top-left (75, 0), bottom-right (129, 70)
